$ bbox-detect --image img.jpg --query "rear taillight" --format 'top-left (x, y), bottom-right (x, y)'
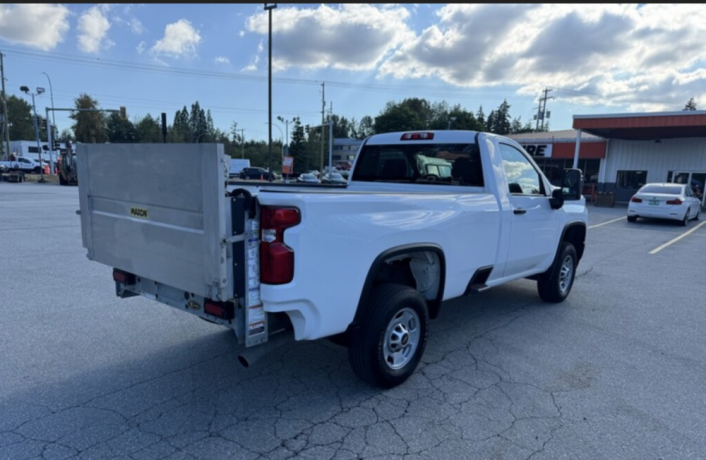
top-left (113, 268), bottom-right (136, 285)
top-left (260, 206), bottom-right (300, 284)
top-left (631, 196), bottom-right (642, 203)
top-left (204, 300), bottom-right (234, 320)
top-left (666, 199), bottom-right (683, 205)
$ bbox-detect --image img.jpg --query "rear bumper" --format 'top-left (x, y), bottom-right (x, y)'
top-left (628, 205), bottom-right (684, 221)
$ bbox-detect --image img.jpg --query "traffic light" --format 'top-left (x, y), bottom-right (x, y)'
top-left (119, 106), bottom-right (127, 120)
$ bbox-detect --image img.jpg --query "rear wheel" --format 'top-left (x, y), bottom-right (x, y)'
top-left (681, 211), bottom-right (689, 226)
top-left (348, 283), bottom-right (429, 388)
top-left (627, 216), bottom-right (637, 223)
top-left (537, 242), bottom-right (577, 303)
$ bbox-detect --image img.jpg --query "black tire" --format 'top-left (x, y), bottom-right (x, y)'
top-left (680, 211), bottom-right (688, 226)
top-left (537, 242), bottom-right (577, 303)
top-left (696, 208), bottom-right (701, 221)
top-left (627, 216), bottom-right (637, 223)
top-left (33, 167), bottom-right (42, 174)
top-left (348, 283), bottom-right (429, 389)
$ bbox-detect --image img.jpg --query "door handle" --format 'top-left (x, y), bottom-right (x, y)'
top-left (513, 208), bottom-right (526, 215)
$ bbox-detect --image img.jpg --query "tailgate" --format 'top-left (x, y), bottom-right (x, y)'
top-left (77, 143), bottom-right (232, 301)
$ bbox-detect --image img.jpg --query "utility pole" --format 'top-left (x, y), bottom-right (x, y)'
top-left (328, 101), bottom-right (333, 175)
top-left (535, 88), bottom-right (554, 131)
top-left (1, 50), bottom-right (10, 161)
top-left (320, 82), bottom-right (325, 174)
top-left (265, 3), bottom-right (277, 182)
top-left (239, 129), bottom-right (245, 158)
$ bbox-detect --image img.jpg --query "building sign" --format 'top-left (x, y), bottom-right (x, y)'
top-left (521, 144), bottom-right (553, 158)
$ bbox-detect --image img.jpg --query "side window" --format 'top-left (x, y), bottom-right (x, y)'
top-left (498, 144), bottom-right (544, 195)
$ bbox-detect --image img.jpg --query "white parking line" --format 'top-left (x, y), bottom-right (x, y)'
top-left (649, 221), bottom-right (706, 254)
top-left (588, 217), bottom-right (625, 229)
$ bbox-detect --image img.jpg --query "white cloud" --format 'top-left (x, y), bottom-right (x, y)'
top-left (214, 56), bottom-right (230, 64)
top-left (372, 4), bottom-right (706, 111)
top-left (78, 5), bottom-right (113, 53)
top-left (151, 19), bottom-right (201, 57)
top-left (136, 41), bottom-right (145, 55)
top-left (128, 17), bottom-right (144, 34)
top-left (245, 4), bottom-right (414, 72)
top-left (0, 4), bottom-right (70, 50)
top-left (114, 4), bottom-right (145, 34)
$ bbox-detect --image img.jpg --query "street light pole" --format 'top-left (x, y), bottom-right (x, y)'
top-left (42, 72), bottom-right (56, 136)
top-left (21, 85), bottom-right (45, 182)
top-left (264, 3), bottom-right (277, 182)
top-left (42, 73), bottom-right (56, 175)
top-left (277, 116), bottom-right (291, 157)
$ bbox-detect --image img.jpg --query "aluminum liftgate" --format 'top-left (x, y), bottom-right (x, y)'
top-left (77, 143), bottom-right (268, 348)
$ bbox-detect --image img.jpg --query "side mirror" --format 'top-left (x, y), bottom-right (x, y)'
top-left (549, 168), bottom-right (583, 209)
top-left (562, 168), bottom-right (583, 201)
top-left (549, 188), bottom-right (564, 209)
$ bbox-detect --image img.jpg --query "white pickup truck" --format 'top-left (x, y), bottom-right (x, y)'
top-left (0, 157), bottom-right (43, 174)
top-left (77, 130), bottom-right (587, 388)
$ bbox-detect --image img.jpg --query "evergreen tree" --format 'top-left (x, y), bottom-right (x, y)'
top-left (70, 93), bottom-right (108, 143)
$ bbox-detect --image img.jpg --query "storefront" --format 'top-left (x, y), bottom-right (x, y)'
top-left (507, 130), bottom-right (607, 196)
top-left (573, 111), bottom-right (706, 204)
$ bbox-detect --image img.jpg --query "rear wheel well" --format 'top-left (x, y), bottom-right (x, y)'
top-left (335, 247), bottom-right (445, 347)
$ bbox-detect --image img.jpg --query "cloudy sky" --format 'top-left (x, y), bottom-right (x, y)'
top-left (1, 3), bottom-right (704, 142)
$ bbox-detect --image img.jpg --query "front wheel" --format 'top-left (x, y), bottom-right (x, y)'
top-left (537, 242), bottom-right (577, 303)
top-left (348, 283), bottom-right (429, 389)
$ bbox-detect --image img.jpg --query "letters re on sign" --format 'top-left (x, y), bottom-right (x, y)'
top-left (521, 144), bottom-right (553, 158)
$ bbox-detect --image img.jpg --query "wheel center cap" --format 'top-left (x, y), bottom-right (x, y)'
top-left (401, 333), bottom-right (409, 346)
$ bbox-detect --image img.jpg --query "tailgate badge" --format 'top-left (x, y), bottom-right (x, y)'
top-left (130, 207), bottom-right (149, 218)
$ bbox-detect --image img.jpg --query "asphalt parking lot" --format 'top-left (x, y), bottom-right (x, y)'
top-left (2, 183), bottom-right (706, 460)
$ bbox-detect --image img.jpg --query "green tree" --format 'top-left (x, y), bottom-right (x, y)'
top-left (6, 95), bottom-right (35, 141)
top-left (107, 112), bottom-right (137, 143)
top-left (70, 93), bottom-right (107, 143)
top-left (189, 101), bottom-right (208, 142)
top-left (684, 97), bottom-right (697, 111)
top-left (486, 99), bottom-right (512, 135)
top-left (172, 107), bottom-right (190, 143)
top-left (374, 101), bottom-right (426, 133)
top-left (351, 116), bottom-right (374, 140)
top-left (511, 117), bottom-right (535, 134)
top-left (135, 114), bottom-right (162, 142)
top-left (476, 106), bottom-right (486, 131)
top-left (58, 128), bottom-right (74, 142)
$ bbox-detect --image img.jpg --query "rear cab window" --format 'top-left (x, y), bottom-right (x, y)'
top-left (352, 142), bottom-right (484, 187)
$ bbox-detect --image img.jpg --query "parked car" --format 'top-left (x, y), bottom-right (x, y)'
top-left (627, 182), bottom-right (701, 225)
top-left (335, 161), bottom-right (352, 171)
top-left (322, 172), bottom-right (347, 185)
top-left (297, 173), bottom-right (320, 184)
top-left (306, 170), bottom-right (320, 178)
top-left (239, 167), bottom-right (275, 181)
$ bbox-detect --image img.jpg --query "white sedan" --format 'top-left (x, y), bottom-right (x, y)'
top-left (627, 183), bottom-right (702, 225)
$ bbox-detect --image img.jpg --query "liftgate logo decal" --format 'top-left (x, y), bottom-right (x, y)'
top-left (130, 207), bottom-right (149, 218)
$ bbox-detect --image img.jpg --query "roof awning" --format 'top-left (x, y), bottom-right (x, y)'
top-left (573, 111), bottom-right (706, 140)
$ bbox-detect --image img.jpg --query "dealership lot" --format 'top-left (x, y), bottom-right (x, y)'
top-left (2, 183), bottom-right (706, 460)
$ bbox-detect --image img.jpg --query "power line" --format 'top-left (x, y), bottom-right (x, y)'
top-left (2, 46), bottom-right (521, 97)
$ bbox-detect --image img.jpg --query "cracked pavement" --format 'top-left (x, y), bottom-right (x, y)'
top-left (2, 184), bottom-right (706, 459)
